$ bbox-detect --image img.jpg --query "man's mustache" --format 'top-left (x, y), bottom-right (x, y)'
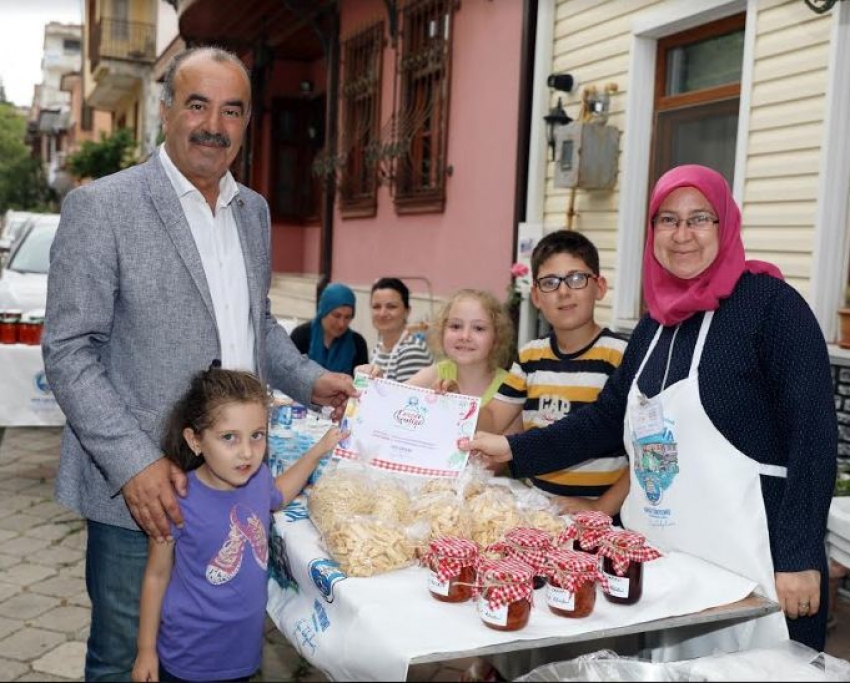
top-left (189, 130), bottom-right (231, 148)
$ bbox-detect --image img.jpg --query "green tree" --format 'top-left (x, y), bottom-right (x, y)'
top-left (0, 102), bottom-right (57, 214)
top-left (0, 156), bottom-right (57, 211)
top-left (66, 127), bottom-right (137, 181)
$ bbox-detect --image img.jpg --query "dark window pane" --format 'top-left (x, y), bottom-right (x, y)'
top-left (655, 102), bottom-right (739, 186)
top-left (665, 31), bottom-right (744, 96)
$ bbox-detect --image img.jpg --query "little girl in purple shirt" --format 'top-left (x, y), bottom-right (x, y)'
top-left (132, 365), bottom-right (345, 682)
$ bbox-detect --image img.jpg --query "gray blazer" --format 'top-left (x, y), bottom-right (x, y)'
top-left (43, 150), bottom-right (323, 530)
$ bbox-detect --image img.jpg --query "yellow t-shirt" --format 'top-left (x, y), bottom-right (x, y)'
top-left (436, 359), bottom-right (507, 406)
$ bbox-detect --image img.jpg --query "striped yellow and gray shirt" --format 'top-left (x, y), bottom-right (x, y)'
top-left (494, 328), bottom-right (628, 497)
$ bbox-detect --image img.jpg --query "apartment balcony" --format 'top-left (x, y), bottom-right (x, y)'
top-left (87, 18), bottom-right (155, 111)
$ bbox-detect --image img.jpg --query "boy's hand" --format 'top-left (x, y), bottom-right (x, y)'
top-left (460, 432), bottom-right (513, 470)
top-left (554, 495), bottom-right (596, 516)
top-left (132, 649), bottom-right (159, 682)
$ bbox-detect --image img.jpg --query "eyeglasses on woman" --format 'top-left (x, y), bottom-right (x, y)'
top-left (652, 213), bottom-right (719, 231)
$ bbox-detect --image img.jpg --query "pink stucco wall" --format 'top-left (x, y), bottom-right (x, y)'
top-left (330, 0), bottom-right (524, 300)
top-left (255, 59), bottom-right (325, 273)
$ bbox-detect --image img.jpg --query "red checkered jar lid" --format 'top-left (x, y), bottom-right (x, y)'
top-left (504, 527), bottom-right (552, 549)
top-left (548, 548), bottom-right (598, 573)
top-left (572, 511), bottom-right (613, 530)
top-left (427, 536), bottom-right (478, 561)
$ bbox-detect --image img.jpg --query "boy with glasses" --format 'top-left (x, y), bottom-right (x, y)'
top-left (478, 230), bottom-right (629, 517)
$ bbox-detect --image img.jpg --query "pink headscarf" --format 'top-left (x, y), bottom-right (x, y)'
top-left (642, 164), bottom-right (783, 327)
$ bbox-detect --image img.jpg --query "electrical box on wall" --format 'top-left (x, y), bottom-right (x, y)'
top-left (553, 121), bottom-right (620, 190)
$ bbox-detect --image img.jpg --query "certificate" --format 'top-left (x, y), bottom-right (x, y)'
top-left (333, 374), bottom-right (480, 477)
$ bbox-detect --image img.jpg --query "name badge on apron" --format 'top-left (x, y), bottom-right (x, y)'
top-left (633, 394), bottom-right (664, 440)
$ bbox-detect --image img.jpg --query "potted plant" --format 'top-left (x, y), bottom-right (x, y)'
top-left (838, 286), bottom-right (850, 349)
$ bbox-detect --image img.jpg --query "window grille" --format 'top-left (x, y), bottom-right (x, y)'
top-left (339, 22), bottom-right (384, 217)
top-left (393, 0), bottom-right (453, 213)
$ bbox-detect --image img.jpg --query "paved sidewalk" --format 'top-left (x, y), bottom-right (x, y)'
top-left (0, 426), bottom-right (847, 681)
top-left (0, 426), bottom-right (327, 682)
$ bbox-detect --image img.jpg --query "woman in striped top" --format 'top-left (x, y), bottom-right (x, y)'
top-left (366, 277), bottom-right (433, 382)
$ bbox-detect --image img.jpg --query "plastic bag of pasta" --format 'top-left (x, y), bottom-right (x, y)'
top-left (321, 513), bottom-right (417, 577)
top-left (466, 484), bottom-right (525, 549)
top-left (307, 464), bottom-right (375, 535)
top-left (515, 487), bottom-right (569, 537)
top-left (409, 489), bottom-right (472, 549)
top-left (371, 476), bottom-right (414, 525)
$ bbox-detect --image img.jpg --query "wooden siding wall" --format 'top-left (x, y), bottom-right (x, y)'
top-left (546, 0), bottom-right (831, 319)
top-left (546, 0), bottom-right (658, 323)
top-left (744, 0), bottom-right (831, 297)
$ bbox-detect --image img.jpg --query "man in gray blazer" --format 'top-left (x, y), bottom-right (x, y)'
top-left (42, 46), bottom-right (354, 681)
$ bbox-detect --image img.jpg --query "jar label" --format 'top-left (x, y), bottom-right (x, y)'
top-left (428, 570), bottom-right (451, 597)
top-left (603, 571), bottom-right (630, 598)
top-left (546, 584), bottom-right (576, 611)
top-left (478, 595), bottom-right (509, 626)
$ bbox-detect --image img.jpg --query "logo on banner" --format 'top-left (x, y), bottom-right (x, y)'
top-left (34, 371), bottom-right (53, 395)
top-left (312, 598), bottom-right (330, 632)
top-left (309, 557), bottom-right (347, 603)
top-left (292, 618), bottom-right (318, 655)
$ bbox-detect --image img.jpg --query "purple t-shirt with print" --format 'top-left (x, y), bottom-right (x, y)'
top-left (157, 465), bottom-right (284, 681)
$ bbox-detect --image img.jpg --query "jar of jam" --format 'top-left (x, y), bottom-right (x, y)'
top-left (557, 511), bottom-right (612, 553)
top-left (488, 527), bottom-right (552, 589)
top-left (18, 310), bottom-right (44, 346)
top-left (477, 557), bottom-right (534, 632)
top-left (544, 548), bottom-right (607, 618)
top-left (0, 309), bottom-right (21, 344)
top-left (422, 536), bottom-right (478, 603)
top-left (598, 529), bottom-right (661, 605)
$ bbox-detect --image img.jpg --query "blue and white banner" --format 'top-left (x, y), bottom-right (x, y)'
top-left (0, 344), bottom-right (65, 426)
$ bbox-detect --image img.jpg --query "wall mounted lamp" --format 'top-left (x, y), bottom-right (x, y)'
top-left (543, 73), bottom-right (574, 161)
top-left (804, 0), bottom-right (846, 13)
top-left (543, 99), bottom-right (572, 161)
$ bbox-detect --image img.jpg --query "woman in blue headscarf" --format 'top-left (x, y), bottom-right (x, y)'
top-left (289, 283), bottom-right (369, 376)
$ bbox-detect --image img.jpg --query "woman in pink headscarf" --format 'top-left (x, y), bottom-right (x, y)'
top-left (466, 165), bottom-right (836, 657)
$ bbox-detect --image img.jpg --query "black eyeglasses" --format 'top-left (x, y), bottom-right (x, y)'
top-left (535, 272), bottom-right (598, 292)
top-left (652, 213), bottom-right (719, 231)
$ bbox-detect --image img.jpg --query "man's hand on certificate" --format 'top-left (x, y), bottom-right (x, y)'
top-left (311, 372), bottom-right (359, 422)
top-left (354, 364), bottom-right (383, 379)
top-left (460, 431), bottom-right (513, 472)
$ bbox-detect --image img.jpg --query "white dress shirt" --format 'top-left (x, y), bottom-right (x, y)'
top-left (159, 145), bottom-right (255, 371)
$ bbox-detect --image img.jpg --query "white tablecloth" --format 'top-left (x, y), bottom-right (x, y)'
top-left (266, 509), bottom-right (762, 682)
top-left (828, 497), bottom-right (850, 568)
top-left (0, 343), bottom-right (65, 426)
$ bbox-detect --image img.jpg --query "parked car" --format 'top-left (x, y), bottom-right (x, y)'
top-left (0, 211), bottom-right (38, 263)
top-left (0, 213), bottom-right (60, 313)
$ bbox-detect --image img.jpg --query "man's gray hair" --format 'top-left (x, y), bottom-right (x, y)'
top-left (160, 46), bottom-right (251, 108)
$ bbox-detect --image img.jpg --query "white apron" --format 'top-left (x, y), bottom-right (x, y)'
top-left (621, 311), bottom-right (789, 660)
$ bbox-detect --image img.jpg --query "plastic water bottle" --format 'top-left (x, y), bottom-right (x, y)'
top-left (268, 392), bottom-right (294, 476)
top-left (270, 392), bottom-right (293, 436)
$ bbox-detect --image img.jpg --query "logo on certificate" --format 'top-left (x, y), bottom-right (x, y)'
top-left (392, 396), bottom-right (427, 431)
